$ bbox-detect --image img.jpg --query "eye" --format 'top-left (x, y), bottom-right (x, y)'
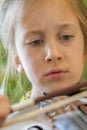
top-left (26, 39), bottom-right (44, 47)
top-left (59, 35), bottom-right (74, 41)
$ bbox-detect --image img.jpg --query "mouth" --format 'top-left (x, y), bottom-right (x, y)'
top-left (45, 69), bottom-right (68, 79)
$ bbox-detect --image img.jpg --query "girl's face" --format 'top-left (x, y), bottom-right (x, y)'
top-left (15, 0), bottom-right (84, 93)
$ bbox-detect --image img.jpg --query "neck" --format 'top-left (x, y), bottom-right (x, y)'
top-left (30, 87), bottom-right (44, 100)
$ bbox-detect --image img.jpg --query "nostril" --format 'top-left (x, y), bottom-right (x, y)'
top-left (47, 58), bottom-right (52, 62)
top-left (45, 56), bottom-right (62, 63)
top-left (57, 57), bottom-right (62, 60)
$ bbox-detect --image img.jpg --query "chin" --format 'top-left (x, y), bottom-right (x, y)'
top-left (44, 87), bottom-right (60, 93)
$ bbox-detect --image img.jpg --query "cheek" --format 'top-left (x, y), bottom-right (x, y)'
top-left (24, 58), bottom-right (43, 84)
top-left (66, 42), bottom-right (84, 74)
top-left (30, 59), bottom-right (42, 76)
top-left (69, 51), bottom-right (83, 66)
top-left (68, 51), bottom-right (84, 79)
top-left (67, 39), bottom-right (84, 64)
top-left (22, 51), bottom-right (42, 77)
top-left (26, 48), bottom-right (43, 69)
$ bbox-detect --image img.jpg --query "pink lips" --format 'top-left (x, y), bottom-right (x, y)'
top-left (45, 69), bottom-right (68, 79)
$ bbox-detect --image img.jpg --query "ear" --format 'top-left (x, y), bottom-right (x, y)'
top-left (15, 56), bottom-right (24, 73)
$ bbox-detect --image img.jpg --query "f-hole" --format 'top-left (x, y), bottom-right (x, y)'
top-left (27, 125), bottom-right (44, 130)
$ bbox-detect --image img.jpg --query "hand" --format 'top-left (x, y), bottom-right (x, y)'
top-left (0, 95), bottom-right (10, 127)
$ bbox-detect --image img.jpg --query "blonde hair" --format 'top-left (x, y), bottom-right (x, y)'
top-left (0, 0), bottom-right (31, 103)
top-left (68, 0), bottom-right (87, 54)
top-left (0, 0), bottom-right (87, 102)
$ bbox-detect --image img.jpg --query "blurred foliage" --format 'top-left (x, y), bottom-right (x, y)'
top-left (0, 43), bottom-right (6, 84)
top-left (6, 73), bottom-right (32, 104)
top-left (84, 0), bottom-right (87, 5)
top-left (0, 42), bottom-right (31, 104)
top-left (81, 63), bottom-right (87, 81)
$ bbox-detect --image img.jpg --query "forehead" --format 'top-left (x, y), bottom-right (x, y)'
top-left (18, 0), bottom-right (79, 32)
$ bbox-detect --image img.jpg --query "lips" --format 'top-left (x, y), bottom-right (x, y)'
top-left (45, 69), bottom-right (68, 79)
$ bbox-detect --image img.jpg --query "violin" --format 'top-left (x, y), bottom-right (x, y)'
top-left (1, 81), bottom-right (87, 130)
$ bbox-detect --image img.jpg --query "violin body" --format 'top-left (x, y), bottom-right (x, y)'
top-left (54, 111), bottom-right (87, 130)
top-left (1, 106), bottom-right (52, 130)
top-left (1, 96), bottom-right (87, 130)
top-left (1, 109), bottom-right (87, 130)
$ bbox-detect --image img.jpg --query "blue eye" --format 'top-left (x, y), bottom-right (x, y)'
top-left (59, 35), bottom-right (74, 41)
top-left (27, 39), bottom-right (44, 46)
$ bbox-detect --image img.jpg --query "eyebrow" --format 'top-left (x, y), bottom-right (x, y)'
top-left (55, 23), bottom-right (77, 30)
top-left (25, 23), bottom-right (77, 36)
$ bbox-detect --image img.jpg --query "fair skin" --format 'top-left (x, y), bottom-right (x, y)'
top-left (0, 0), bottom-right (85, 125)
top-left (0, 95), bottom-right (10, 126)
top-left (15, 0), bottom-right (84, 97)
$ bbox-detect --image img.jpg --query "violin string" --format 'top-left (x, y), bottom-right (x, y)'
top-left (3, 89), bottom-right (87, 127)
top-left (11, 80), bottom-right (87, 112)
top-left (45, 95), bottom-right (77, 122)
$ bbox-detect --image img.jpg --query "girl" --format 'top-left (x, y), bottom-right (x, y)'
top-left (0, 0), bottom-right (87, 129)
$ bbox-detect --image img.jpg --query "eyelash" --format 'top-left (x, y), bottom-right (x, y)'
top-left (26, 35), bottom-right (74, 46)
top-left (26, 39), bottom-right (44, 46)
top-left (59, 35), bottom-right (74, 41)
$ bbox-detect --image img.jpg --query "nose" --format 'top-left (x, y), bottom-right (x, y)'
top-left (45, 43), bottom-right (63, 63)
